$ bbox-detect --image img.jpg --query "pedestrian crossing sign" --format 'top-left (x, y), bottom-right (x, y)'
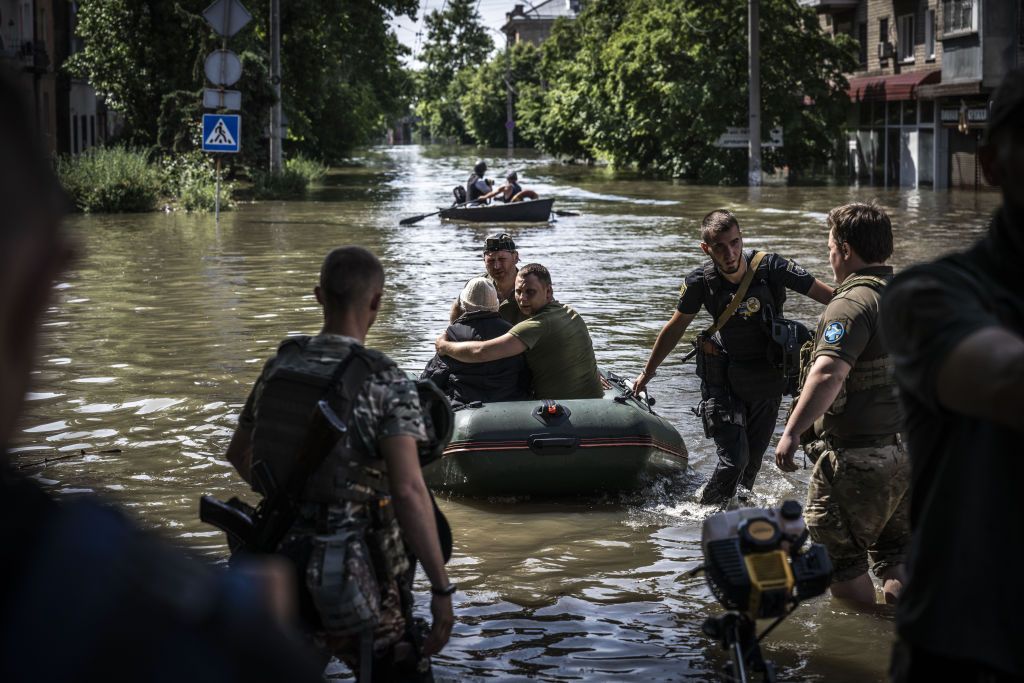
top-left (202, 114), bottom-right (241, 153)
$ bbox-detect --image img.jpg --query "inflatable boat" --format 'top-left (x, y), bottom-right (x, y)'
top-left (423, 372), bottom-right (687, 497)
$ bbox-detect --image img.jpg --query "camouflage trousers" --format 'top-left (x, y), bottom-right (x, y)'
top-left (804, 439), bottom-right (910, 583)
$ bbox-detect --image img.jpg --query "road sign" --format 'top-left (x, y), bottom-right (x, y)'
top-left (204, 49), bottom-right (242, 87)
top-left (203, 88), bottom-right (241, 110)
top-left (505, 119), bottom-right (515, 130)
top-left (202, 114), bottom-right (241, 153)
top-left (203, 0), bottom-right (252, 38)
top-left (714, 126), bottom-right (784, 149)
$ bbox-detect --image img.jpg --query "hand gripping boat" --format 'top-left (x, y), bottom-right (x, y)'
top-left (423, 372), bottom-right (688, 497)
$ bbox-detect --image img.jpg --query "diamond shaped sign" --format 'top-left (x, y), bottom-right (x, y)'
top-left (203, 0), bottom-right (252, 38)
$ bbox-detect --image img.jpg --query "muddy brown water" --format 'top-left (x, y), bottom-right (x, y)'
top-left (13, 146), bottom-right (1000, 681)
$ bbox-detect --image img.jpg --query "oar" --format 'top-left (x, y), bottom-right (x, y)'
top-left (553, 209), bottom-right (580, 217)
top-left (399, 199), bottom-right (479, 226)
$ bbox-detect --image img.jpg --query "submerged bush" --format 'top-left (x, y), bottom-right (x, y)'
top-left (56, 147), bottom-right (161, 213)
top-left (285, 154), bottom-right (328, 184)
top-left (160, 152), bottom-right (232, 212)
top-left (251, 167), bottom-right (309, 199)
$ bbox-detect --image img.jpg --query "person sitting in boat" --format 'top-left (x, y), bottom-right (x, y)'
top-left (435, 264), bottom-right (604, 400)
top-left (479, 170), bottom-right (539, 203)
top-left (423, 277), bottom-right (531, 406)
top-left (465, 160), bottom-right (492, 203)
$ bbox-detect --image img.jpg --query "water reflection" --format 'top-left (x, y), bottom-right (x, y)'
top-left (13, 145), bottom-right (999, 681)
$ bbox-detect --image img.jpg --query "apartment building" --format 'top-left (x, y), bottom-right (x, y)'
top-left (803, 0), bottom-right (1023, 190)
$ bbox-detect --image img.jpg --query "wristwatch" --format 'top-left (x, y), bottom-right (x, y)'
top-left (431, 583), bottom-right (457, 597)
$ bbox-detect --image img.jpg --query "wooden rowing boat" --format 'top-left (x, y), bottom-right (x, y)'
top-left (438, 198), bottom-right (555, 223)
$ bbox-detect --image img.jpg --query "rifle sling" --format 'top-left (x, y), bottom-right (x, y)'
top-left (702, 250), bottom-right (767, 338)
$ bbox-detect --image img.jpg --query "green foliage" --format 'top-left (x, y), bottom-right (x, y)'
top-left (416, 0), bottom-right (493, 141)
top-left (528, 0), bottom-right (859, 182)
top-left (285, 155), bottom-right (328, 184)
top-left (460, 42), bottom-right (542, 148)
top-left (66, 0), bottom-right (415, 158)
top-left (159, 151), bottom-right (231, 212)
top-left (251, 168), bottom-right (310, 199)
top-left (56, 147), bottom-right (161, 213)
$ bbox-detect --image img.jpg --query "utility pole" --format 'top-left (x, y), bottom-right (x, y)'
top-left (748, 0), bottom-right (762, 186)
top-left (269, 0), bottom-right (282, 174)
top-left (505, 32), bottom-right (514, 157)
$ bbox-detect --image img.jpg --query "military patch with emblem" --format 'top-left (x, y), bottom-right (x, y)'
top-left (787, 260), bottom-right (809, 277)
top-left (745, 297), bottom-right (760, 314)
top-left (823, 321), bottom-right (845, 344)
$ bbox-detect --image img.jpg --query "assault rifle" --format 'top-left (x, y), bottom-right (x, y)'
top-left (200, 399), bottom-right (347, 554)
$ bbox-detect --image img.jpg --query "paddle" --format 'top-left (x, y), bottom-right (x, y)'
top-left (399, 199), bottom-right (479, 226)
top-left (553, 209), bottom-right (580, 217)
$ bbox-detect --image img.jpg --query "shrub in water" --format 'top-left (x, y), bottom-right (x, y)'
top-left (57, 147), bottom-right (161, 213)
top-left (160, 152), bottom-right (232, 212)
top-left (251, 167), bottom-right (309, 199)
top-left (285, 154), bottom-right (328, 184)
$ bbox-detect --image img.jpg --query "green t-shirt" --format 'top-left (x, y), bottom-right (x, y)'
top-left (482, 272), bottom-right (527, 325)
top-left (509, 301), bottom-right (603, 399)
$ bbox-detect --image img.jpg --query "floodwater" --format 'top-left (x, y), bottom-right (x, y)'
top-left (13, 146), bottom-right (1000, 681)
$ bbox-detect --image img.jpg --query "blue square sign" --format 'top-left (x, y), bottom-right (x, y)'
top-left (202, 114), bottom-right (241, 153)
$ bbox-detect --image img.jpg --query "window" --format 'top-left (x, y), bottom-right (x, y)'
top-left (897, 14), bottom-right (915, 62)
top-left (942, 0), bottom-right (977, 36)
top-left (858, 22), bottom-right (868, 66)
top-left (925, 9), bottom-right (936, 59)
top-left (878, 17), bottom-right (891, 62)
top-left (80, 115), bottom-right (88, 152)
top-left (72, 115), bottom-right (79, 155)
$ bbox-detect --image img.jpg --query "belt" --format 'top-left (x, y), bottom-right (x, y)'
top-left (824, 434), bottom-right (899, 450)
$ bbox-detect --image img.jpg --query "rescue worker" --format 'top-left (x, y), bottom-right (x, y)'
top-left (465, 160), bottom-right (491, 202)
top-left (0, 67), bottom-right (323, 683)
top-left (225, 246), bottom-right (455, 681)
top-left (422, 277), bottom-right (531, 405)
top-left (775, 202), bottom-right (908, 606)
top-left (881, 67), bottom-right (1024, 682)
top-left (634, 210), bottom-right (833, 505)
top-left (482, 233), bottom-right (526, 325)
top-left (436, 263), bottom-right (604, 400)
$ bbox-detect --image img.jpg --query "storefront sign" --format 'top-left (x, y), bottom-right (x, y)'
top-left (941, 105), bottom-right (988, 125)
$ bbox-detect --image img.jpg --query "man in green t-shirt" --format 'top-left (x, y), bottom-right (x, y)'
top-left (435, 263), bottom-right (603, 399)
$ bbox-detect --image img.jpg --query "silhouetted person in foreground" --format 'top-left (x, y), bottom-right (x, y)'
top-left (881, 68), bottom-right (1024, 682)
top-left (0, 68), bottom-right (322, 683)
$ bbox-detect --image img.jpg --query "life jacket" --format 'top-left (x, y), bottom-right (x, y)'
top-left (796, 274), bottom-right (893, 414)
top-left (704, 251), bottom-right (787, 400)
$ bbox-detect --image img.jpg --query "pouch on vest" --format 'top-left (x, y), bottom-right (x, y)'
top-left (694, 334), bottom-right (728, 388)
top-left (414, 378), bottom-right (454, 467)
top-left (767, 315), bottom-right (812, 396)
top-left (726, 360), bottom-right (787, 403)
top-left (305, 529), bottom-right (385, 637)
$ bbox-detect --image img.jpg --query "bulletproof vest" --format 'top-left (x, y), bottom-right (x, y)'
top-left (251, 337), bottom-right (392, 504)
top-left (703, 252), bottom-right (785, 363)
top-left (817, 274), bottom-right (895, 416)
top-left (466, 173), bottom-right (485, 200)
top-left (444, 312), bottom-right (529, 404)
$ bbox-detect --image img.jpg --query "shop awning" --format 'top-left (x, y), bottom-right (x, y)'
top-left (846, 70), bottom-right (941, 102)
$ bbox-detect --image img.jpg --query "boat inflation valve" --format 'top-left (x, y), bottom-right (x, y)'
top-left (533, 399), bottom-right (571, 423)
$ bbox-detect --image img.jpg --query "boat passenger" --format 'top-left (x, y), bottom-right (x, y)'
top-left (479, 170), bottom-right (540, 203)
top-left (423, 277), bottom-right (531, 405)
top-left (436, 263), bottom-right (604, 400)
top-left (465, 160), bottom-right (491, 202)
top-left (482, 232), bottom-right (526, 325)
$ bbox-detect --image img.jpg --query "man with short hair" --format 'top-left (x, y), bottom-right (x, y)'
top-left (0, 67), bottom-right (323, 683)
top-left (226, 246), bottom-right (454, 681)
top-left (482, 233), bottom-right (526, 325)
top-left (775, 202), bottom-right (908, 607)
top-left (634, 210), bottom-right (833, 505)
top-left (881, 68), bottom-right (1024, 681)
top-left (436, 263), bottom-right (603, 400)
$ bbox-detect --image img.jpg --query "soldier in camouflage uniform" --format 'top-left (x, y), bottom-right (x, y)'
top-left (775, 203), bottom-right (908, 607)
top-left (225, 246), bottom-right (454, 681)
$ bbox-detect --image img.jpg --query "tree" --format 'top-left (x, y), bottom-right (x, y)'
top-left (416, 0), bottom-right (493, 142)
top-left (66, 0), bottom-right (416, 161)
top-left (460, 42), bottom-right (542, 148)
top-left (527, 0), bottom-right (858, 182)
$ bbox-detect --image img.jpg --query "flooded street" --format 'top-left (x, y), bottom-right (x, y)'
top-left (13, 146), bottom-right (1000, 681)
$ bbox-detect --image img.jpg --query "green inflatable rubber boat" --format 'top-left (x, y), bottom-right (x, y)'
top-left (423, 372), bottom-right (688, 497)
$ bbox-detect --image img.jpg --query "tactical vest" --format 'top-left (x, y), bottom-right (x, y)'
top-left (703, 252), bottom-right (786, 362)
top-left (797, 274), bottom-right (895, 415)
top-left (466, 173), bottom-right (485, 201)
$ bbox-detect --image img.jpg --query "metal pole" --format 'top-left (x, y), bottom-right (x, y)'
top-left (748, 0), bottom-right (762, 186)
top-left (270, 0), bottom-right (282, 174)
top-left (505, 33), bottom-right (514, 157)
top-left (215, 156), bottom-right (221, 223)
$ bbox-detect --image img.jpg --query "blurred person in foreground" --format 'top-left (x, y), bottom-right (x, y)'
top-left (881, 67), bottom-right (1024, 682)
top-left (0, 68), bottom-right (322, 682)
top-left (776, 203), bottom-right (908, 607)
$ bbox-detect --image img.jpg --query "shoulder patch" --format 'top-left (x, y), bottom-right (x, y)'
top-left (787, 260), bottom-right (808, 277)
top-left (678, 282), bottom-right (687, 298)
top-left (822, 321), bottom-right (846, 344)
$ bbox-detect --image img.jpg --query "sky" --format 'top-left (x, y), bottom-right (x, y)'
top-left (390, 0), bottom-right (518, 68)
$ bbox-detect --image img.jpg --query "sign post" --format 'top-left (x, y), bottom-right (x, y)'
top-left (201, 0), bottom-right (252, 222)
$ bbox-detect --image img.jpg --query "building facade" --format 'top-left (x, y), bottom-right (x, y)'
top-left (1, 0), bottom-right (108, 157)
top-left (502, 0), bottom-right (580, 46)
top-left (803, 0), bottom-right (1023, 190)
